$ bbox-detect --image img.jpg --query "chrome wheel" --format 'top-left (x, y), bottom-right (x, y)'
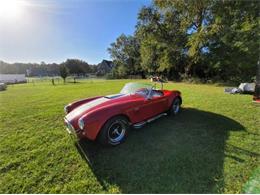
top-left (172, 99), bottom-right (180, 114)
top-left (107, 120), bottom-right (126, 143)
top-left (98, 116), bottom-right (129, 146)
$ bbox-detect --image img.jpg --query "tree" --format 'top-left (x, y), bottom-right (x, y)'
top-left (139, 35), bottom-right (159, 74)
top-left (136, 5), bottom-right (187, 79)
top-left (154, 0), bottom-right (214, 78)
top-left (108, 34), bottom-right (142, 78)
top-left (135, 0), bottom-right (259, 82)
top-left (206, 0), bottom-right (259, 82)
top-left (0, 61), bottom-right (60, 76)
top-left (59, 64), bottom-right (69, 83)
top-left (62, 59), bottom-right (91, 75)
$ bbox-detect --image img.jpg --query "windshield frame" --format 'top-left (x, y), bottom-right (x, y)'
top-left (120, 82), bottom-right (154, 98)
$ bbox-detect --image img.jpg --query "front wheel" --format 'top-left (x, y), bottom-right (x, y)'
top-left (168, 98), bottom-right (181, 115)
top-left (98, 116), bottom-right (129, 146)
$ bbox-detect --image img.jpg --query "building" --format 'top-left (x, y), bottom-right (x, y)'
top-left (96, 60), bottom-right (115, 76)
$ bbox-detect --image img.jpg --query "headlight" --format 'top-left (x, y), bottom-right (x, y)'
top-left (78, 118), bottom-right (85, 130)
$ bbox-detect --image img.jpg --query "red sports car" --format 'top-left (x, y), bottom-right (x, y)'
top-left (64, 82), bottom-right (182, 146)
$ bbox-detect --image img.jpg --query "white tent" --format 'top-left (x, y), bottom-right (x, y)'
top-left (0, 74), bottom-right (26, 84)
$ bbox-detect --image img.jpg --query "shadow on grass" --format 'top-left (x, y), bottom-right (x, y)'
top-left (76, 108), bottom-right (245, 193)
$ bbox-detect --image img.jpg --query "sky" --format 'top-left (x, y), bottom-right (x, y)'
top-left (0, 0), bottom-right (151, 64)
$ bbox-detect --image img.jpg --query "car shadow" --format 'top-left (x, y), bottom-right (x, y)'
top-left (76, 108), bottom-right (245, 193)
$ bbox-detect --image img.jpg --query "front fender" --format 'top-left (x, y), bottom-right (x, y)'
top-left (80, 103), bottom-right (133, 140)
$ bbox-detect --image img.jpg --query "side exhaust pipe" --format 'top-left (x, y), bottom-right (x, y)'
top-left (133, 113), bottom-right (167, 129)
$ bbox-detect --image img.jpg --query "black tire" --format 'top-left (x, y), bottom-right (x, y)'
top-left (98, 116), bottom-right (129, 146)
top-left (168, 97), bottom-right (181, 116)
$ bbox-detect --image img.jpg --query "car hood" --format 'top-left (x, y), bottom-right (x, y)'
top-left (65, 93), bottom-right (136, 122)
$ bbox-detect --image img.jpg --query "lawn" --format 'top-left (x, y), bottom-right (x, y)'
top-left (0, 79), bottom-right (259, 193)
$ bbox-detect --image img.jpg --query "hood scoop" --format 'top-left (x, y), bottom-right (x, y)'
top-left (105, 93), bottom-right (125, 99)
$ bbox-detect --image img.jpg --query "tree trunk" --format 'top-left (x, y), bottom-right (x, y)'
top-left (253, 61), bottom-right (260, 101)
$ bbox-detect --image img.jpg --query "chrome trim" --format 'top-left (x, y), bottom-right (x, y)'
top-left (64, 117), bottom-right (78, 141)
top-left (64, 105), bottom-right (69, 114)
top-left (147, 113), bottom-right (167, 123)
top-left (133, 121), bottom-right (146, 129)
top-left (64, 118), bottom-right (74, 132)
top-left (133, 113), bottom-right (167, 129)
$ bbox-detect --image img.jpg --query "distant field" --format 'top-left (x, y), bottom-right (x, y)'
top-left (0, 79), bottom-right (259, 193)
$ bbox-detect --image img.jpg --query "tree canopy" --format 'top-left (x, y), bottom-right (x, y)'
top-left (108, 0), bottom-right (259, 83)
top-left (107, 34), bottom-right (142, 78)
top-left (0, 59), bottom-right (97, 77)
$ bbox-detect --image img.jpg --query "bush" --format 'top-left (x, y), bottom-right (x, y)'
top-left (105, 72), bottom-right (116, 80)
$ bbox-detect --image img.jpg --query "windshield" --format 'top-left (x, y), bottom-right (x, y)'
top-left (120, 82), bottom-right (153, 96)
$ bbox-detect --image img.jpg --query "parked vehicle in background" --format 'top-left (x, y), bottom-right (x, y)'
top-left (64, 82), bottom-right (182, 146)
top-left (0, 83), bottom-right (7, 91)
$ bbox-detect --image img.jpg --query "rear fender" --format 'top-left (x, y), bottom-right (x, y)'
top-left (170, 90), bottom-right (182, 106)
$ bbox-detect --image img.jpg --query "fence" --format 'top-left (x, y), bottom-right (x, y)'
top-left (26, 76), bottom-right (106, 85)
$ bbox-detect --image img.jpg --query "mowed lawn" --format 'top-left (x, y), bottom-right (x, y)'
top-left (0, 79), bottom-right (259, 193)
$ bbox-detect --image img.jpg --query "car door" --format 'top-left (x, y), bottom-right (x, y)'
top-left (138, 92), bottom-right (168, 120)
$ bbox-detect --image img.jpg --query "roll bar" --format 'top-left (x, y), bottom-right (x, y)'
top-left (150, 76), bottom-right (166, 90)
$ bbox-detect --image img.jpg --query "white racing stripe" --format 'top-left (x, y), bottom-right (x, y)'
top-left (66, 97), bottom-right (109, 121)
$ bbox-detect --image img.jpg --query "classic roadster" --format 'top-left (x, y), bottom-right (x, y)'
top-left (64, 82), bottom-right (182, 146)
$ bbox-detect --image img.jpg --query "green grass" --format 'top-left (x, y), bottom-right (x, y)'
top-left (0, 79), bottom-right (259, 193)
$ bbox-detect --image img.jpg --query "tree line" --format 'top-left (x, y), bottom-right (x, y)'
top-left (108, 0), bottom-right (259, 83)
top-left (0, 59), bottom-right (97, 77)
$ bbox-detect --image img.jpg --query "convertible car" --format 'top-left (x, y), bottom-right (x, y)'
top-left (64, 82), bottom-right (182, 146)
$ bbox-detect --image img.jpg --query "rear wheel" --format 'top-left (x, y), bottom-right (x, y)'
top-left (168, 98), bottom-right (181, 115)
top-left (98, 116), bottom-right (129, 146)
